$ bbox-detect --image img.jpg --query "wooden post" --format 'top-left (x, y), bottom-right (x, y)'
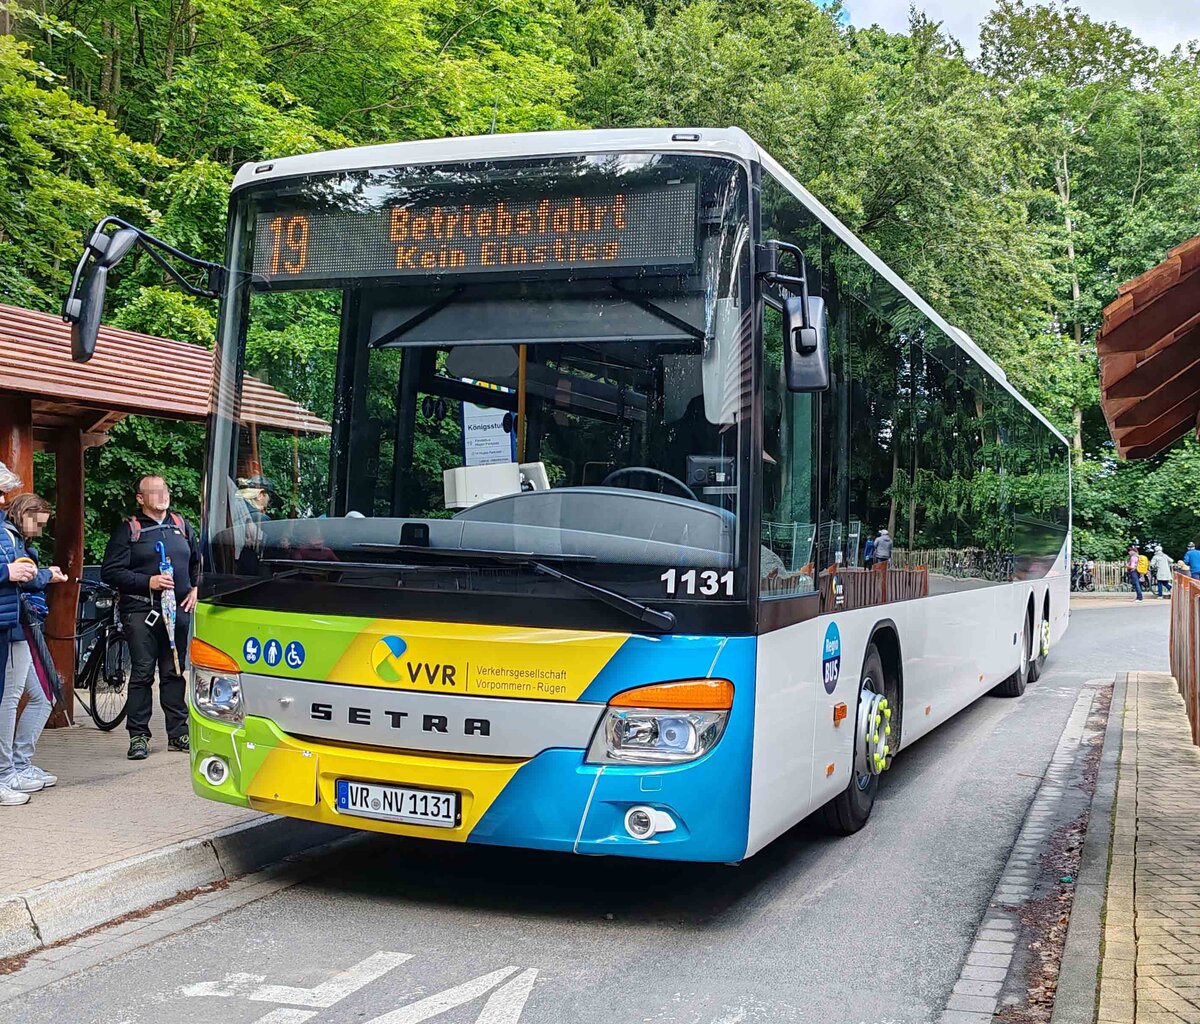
top-left (46, 428), bottom-right (84, 727)
top-left (0, 393), bottom-right (33, 487)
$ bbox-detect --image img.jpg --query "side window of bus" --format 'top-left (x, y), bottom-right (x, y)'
top-left (761, 304), bottom-right (818, 598)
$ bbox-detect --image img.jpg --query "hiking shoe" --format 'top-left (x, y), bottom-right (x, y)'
top-left (3, 771), bottom-right (43, 793)
top-left (128, 736), bottom-right (150, 760)
top-left (0, 784), bottom-right (29, 807)
top-left (27, 766), bottom-right (57, 788)
top-left (167, 734), bottom-right (189, 753)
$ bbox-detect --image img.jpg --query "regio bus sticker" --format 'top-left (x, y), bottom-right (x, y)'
top-left (822, 622), bottom-right (842, 694)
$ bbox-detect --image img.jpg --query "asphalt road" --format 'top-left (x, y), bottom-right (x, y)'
top-left (7, 600), bottom-right (1170, 1024)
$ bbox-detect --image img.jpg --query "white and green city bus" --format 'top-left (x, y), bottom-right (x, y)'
top-left (66, 128), bottom-right (1070, 861)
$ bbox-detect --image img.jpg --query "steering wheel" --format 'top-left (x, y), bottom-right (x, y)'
top-left (600, 467), bottom-right (699, 502)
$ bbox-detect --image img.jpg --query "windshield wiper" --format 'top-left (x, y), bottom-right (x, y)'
top-left (266, 549), bottom-right (676, 631)
top-left (526, 560), bottom-right (675, 632)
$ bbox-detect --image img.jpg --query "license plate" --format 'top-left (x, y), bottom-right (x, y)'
top-left (334, 779), bottom-right (459, 828)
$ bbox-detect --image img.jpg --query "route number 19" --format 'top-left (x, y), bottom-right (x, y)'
top-left (661, 568), bottom-right (735, 597)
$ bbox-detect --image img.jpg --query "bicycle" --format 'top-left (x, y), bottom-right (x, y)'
top-left (74, 579), bottom-right (132, 730)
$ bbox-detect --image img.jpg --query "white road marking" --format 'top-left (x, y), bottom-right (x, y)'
top-left (248, 951), bottom-right (412, 1007)
top-left (476, 969), bottom-right (539, 1023)
top-left (365, 966), bottom-right (520, 1023)
top-left (253, 1010), bottom-right (318, 1024)
top-left (179, 972), bottom-right (266, 998)
top-left (178, 953), bottom-right (539, 1023)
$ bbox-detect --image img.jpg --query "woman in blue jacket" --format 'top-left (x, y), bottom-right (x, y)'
top-left (0, 461), bottom-right (38, 807)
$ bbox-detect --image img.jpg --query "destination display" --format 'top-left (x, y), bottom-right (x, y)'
top-left (253, 183), bottom-right (698, 282)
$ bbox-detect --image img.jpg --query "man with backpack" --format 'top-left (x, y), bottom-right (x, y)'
top-left (101, 475), bottom-right (200, 760)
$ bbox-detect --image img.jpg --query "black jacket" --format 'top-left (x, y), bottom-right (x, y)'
top-left (101, 512), bottom-right (201, 613)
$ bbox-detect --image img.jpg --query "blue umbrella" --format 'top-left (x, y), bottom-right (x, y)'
top-left (156, 540), bottom-right (180, 674)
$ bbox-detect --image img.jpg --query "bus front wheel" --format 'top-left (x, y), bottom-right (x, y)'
top-left (823, 644), bottom-right (889, 835)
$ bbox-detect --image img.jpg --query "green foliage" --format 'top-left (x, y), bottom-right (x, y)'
top-left (83, 416), bottom-right (205, 560)
top-left (1, 0), bottom-right (1198, 559)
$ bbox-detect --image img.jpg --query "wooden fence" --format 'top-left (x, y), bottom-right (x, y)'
top-left (1170, 571), bottom-right (1200, 745)
top-left (892, 548), bottom-right (1133, 592)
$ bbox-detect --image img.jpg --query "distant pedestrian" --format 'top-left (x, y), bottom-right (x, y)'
top-left (863, 534), bottom-right (875, 568)
top-left (1185, 542), bottom-right (1200, 581)
top-left (1127, 544), bottom-right (1143, 601)
top-left (1150, 545), bottom-right (1174, 599)
top-left (0, 493), bottom-right (65, 796)
top-left (100, 475), bottom-right (199, 760)
top-left (0, 462), bottom-right (35, 807)
top-left (872, 529), bottom-right (892, 567)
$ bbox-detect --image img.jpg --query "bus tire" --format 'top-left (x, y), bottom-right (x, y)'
top-left (1028, 603), bottom-right (1048, 682)
top-left (823, 644), bottom-right (885, 835)
top-left (992, 610), bottom-right (1032, 698)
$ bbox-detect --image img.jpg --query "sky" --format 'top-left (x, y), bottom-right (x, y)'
top-left (841, 1), bottom-right (1200, 56)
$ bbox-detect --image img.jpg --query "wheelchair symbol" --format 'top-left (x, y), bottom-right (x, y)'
top-left (284, 641), bottom-right (305, 670)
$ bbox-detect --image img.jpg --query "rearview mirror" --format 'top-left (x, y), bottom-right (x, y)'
top-left (63, 217), bottom-right (226, 363)
top-left (64, 226), bottom-right (140, 362)
top-left (783, 295), bottom-right (829, 392)
top-left (69, 264), bottom-right (109, 363)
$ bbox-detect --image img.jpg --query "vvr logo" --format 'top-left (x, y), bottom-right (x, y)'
top-left (371, 635), bottom-right (459, 687)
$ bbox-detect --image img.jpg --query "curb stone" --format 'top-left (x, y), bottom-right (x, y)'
top-left (1049, 672), bottom-right (1127, 1024)
top-left (0, 816), bottom-right (343, 959)
top-left (939, 678), bottom-right (1109, 1024)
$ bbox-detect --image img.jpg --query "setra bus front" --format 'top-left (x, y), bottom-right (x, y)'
top-left (189, 130), bottom-right (768, 863)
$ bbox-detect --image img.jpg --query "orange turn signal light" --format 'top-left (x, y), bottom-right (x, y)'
top-left (190, 638), bottom-right (240, 674)
top-left (609, 679), bottom-right (734, 710)
top-left (833, 702), bottom-right (848, 725)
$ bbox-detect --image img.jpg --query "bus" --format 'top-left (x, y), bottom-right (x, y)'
top-left (65, 128), bottom-right (1071, 862)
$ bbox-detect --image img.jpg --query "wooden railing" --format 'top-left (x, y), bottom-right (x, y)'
top-left (1170, 571), bottom-right (1200, 745)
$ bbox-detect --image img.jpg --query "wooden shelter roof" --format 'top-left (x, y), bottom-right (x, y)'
top-left (0, 303), bottom-right (330, 441)
top-left (1098, 236), bottom-right (1200, 459)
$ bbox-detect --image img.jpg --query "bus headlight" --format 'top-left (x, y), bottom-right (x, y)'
top-left (188, 639), bottom-right (244, 725)
top-left (191, 667), bottom-right (243, 725)
top-left (586, 679), bottom-right (732, 765)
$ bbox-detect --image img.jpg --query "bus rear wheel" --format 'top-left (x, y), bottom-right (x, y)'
top-left (1028, 605), bottom-right (1049, 682)
top-left (823, 644), bottom-right (890, 835)
top-left (992, 611), bottom-right (1032, 698)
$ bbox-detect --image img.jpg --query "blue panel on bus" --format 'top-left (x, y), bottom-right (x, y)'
top-left (577, 633), bottom-right (735, 704)
top-left (469, 635), bottom-right (756, 862)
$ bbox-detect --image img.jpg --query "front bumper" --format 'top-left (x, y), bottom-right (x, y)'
top-left (189, 708), bottom-right (752, 863)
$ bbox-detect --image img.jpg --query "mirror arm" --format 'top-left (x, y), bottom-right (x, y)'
top-left (62, 216), bottom-right (227, 325)
top-left (755, 241), bottom-right (812, 329)
top-left (137, 238), bottom-right (224, 300)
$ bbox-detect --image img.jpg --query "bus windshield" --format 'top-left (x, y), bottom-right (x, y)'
top-left (204, 151), bottom-right (754, 631)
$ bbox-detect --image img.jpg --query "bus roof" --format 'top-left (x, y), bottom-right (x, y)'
top-left (231, 127), bottom-right (760, 191)
top-left (232, 127), bottom-right (1067, 447)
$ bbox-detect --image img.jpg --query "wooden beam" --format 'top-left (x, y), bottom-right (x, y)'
top-left (1098, 266), bottom-right (1200, 354)
top-left (1112, 377), bottom-right (1200, 430)
top-left (1123, 428), bottom-right (1194, 460)
top-left (1118, 405), bottom-right (1198, 459)
top-left (1103, 325), bottom-right (1200, 401)
top-left (46, 428), bottom-right (84, 727)
top-left (0, 393), bottom-right (33, 487)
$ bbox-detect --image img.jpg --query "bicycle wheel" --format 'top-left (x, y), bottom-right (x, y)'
top-left (90, 631), bottom-right (130, 731)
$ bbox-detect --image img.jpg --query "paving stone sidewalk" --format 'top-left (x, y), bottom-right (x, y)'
top-left (0, 718), bottom-right (256, 899)
top-left (1099, 672), bottom-right (1200, 1024)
